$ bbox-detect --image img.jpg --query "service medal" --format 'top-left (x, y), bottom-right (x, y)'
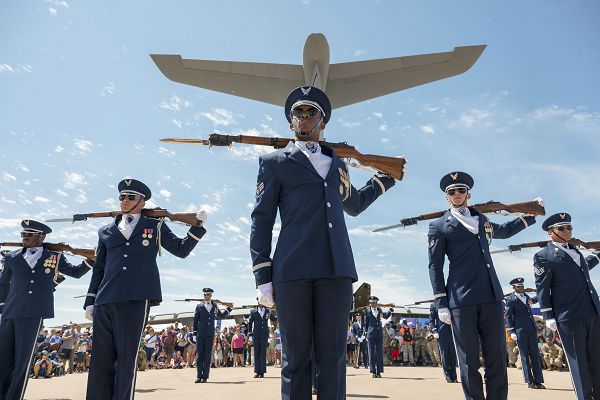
top-left (142, 239), bottom-right (150, 247)
top-left (45, 268), bottom-right (51, 274)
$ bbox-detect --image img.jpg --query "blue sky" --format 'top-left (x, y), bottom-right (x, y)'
top-left (1, 1), bottom-right (599, 325)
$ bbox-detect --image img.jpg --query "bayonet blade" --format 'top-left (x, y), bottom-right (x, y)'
top-left (160, 138), bottom-right (210, 145)
top-left (372, 223), bottom-right (406, 233)
top-left (45, 217), bottom-right (76, 223)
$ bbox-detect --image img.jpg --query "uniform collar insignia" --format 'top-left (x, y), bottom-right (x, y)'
top-left (301, 86), bottom-right (311, 95)
top-left (450, 172), bottom-right (458, 181)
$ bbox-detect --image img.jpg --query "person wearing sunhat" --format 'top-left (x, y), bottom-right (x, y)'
top-left (364, 296), bottom-right (394, 378)
top-left (427, 171), bottom-right (542, 399)
top-left (0, 219), bottom-right (93, 400)
top-left (248, 297), bottom-right (277, 378)
top-left (84, 178), bottom-right (207, 399)
top-left (193, 287), bottom-right (231, 383)
top-left (534, 212), bottom-right (600, 399)
top-left (250, 86), bottom-right (396, 399)
top-left (505, 277), bottom-right (545, 389)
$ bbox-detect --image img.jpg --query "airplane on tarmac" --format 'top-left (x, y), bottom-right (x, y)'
top-left (151, 33), bottom-right (485, 113)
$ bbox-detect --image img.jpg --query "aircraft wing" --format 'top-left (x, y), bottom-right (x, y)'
top-left (150, 55), bottom-right (304, 106)
top-left (326, 45), bottom-right (486, 108)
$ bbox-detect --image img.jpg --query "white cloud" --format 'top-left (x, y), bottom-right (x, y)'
top-left (172, 119), bottom-right (183, 129)
top-left (100, 81), bottom-right (115, 96)
top-left (158, 147), bottom-right (176, 157)
top-left (200, 108), bottom-right (236, 126)
top-left (338, 119), bottom-right (361, 129)
top-left (53, 146), bottom-right (64, 153)
top-left (159, 95), bottom-right (191, 112)
top-left (0, 64), bottom-right (32, 74)
top-left (354, 49), bottom-right (367, 57)
top-left (2, 172), bottom-right (17, 181)
top-left (372, 112), bottom-right (383, 118)
top-left (73, 139), bottom-right (94, 154)
top-left (218, 222), bottom-right (242, 234)
top-left (63, 172), bottom-right (87, 189)
top-left (75, 189), bottom-right (87, 204)
top-left (55, 189), bottom-right (68, 197)
top-left (420, 125), bottom-right (435, 134)
top-left (34, 196), bottom-right (51, 203)
top-left (0, 218), bottom-right (21, 228)
top-left (379, 124), bottom-right (387, 132)
top-left (457, 109), bottom-right (490, 128)
top-left (159, 189), bottom-right (172, 201)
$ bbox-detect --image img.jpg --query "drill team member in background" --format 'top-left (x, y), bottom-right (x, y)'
top-left (0, 220), bottom-right (93, 400)
top-left (248, 299), bottom-right (277, 378)
top-left (428, 172), bottom-right (541, 400)
top-left (84, 179), bottom-right (207, 400)
top-left (364, 296), bottom-right (394, 378)
top-left (505, 277), bottom-right (545, 389)
top-left (250, 86), bottom-right (396, 399)
top-left (534, 213), bottom-right (600, 399)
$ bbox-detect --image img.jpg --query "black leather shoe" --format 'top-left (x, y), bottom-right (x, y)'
top-left (372, 373), bottom-right (376, 378)
top-left (260, 374), bottom-right (264, 378)
top-left (195, 379), bottom-right (201, 383)
top-left (254, 374), bottom-right (259, 378)
top-left (377, 373), bottom-right (382, 378)
top-left (201, 379), bottom-right (207, 383)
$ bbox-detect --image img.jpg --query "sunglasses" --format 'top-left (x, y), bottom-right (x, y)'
top-left (554, 225), bottom-right (573, 232)
top-left (119, 194), bottom-right (137, 201)
top-left (21, 232), bottom-right (41, 238)
top-left (291, 107), bottom-right (320, 117)
top-left (446, 188), bottom-right (468, 196)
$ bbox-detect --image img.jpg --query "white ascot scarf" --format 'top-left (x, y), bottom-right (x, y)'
top-left (23, 246), bottom-right (43, 268)
top-left (295, 141), bottom-right (331, 180)
top-left (450, 207), bottom-right (479, 234)
top-left (552, 241), bottom-right (581, 266)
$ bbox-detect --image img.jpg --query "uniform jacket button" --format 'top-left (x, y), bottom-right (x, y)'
top-left (124, 254), bottom-right (128, 258)
top-left (328, 223), bottom-right (333, 228)
top-left (324, 182), bottom-right (328, 187)
top-left (28, 291), bottom-right (32, 294)
top-left (123, 267), bottom-right (127, 270)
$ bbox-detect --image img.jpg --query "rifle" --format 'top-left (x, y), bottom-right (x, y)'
top-left (354, 303), bottom-right (395, 311)
top-left (492, 238), bottom-right (600, 254)
top-left (174, 299), bottom-right (234, 308)
top-left (414, 289), bottom-right (537, 305)
top-left (46, 207), bottom-right (203, 228)
top-left (160, 134), bottom-right (406, 181)
top-left (373, 200), bottom-right (546, 233)
top-left (0, 242), bottom-right (95, 260)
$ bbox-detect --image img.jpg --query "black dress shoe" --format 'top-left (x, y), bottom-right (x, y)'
top-left (372, 373), bottom-right (377, 378)
top-left (195, 379), bottom-right (201, 383)
top-left (312, 387), bottom-right (317, 395)
top-left (377, 373), bottom-right (382, 378)
top-left (260, 374), bottom-right (264, 378)
top-left (254, 374), bottom-right (259, 378)
top-left (201, 379), bottom-right (207, 383)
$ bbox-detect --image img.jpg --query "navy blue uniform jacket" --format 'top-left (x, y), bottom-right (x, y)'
top-left (250, 144), bottom-right (395, 286)
top-left (364, 307), bottom-right (392, 340)
top-left (505, 293), bottom-right (538, 333)
top-left (193, 302), bottom-right (230, 338)
top-left (84, 215), bottom-right (205, 308)
top-left (248, 307), bottom-right (277, 339)
top-left (534, 243), bottom-right (600, 322)
top-left (428, 208), bottom-right (535, 309)
top-left (0, 248), bottom-right (92, 319)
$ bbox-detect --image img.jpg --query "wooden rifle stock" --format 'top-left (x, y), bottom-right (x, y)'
top-left (174, 298), bottom-right (234, 308)
top-left (0, 241), bottom-right (95, 260)
top-left (66, 208), bottom-right (203, 227)
top-left (354, 303), bottom-right (395, 311)
top-left (161, 134), bottom-right (406, 180)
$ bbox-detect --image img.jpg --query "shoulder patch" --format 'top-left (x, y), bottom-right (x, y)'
top-left (534, 266), bottom-right (545, 276)
top-left (429, 238), bottom-right (437, 249)
top-left (256, 181), bottom-right (265, 197)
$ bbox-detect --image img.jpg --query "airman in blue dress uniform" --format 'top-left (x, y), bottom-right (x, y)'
top-left (84, 179), bottom-right (207, 400)
top-left (430, 302), bottom-right (458, 383)
top-left (193, 288), bottom-right (231, 383)
top-left (428, 171), bottom-right (540, 400)
top-left (534, 213), bottom-right (600, 399)
top-left (248, 300), bottom-right (277, 378)
top-left (250, 86), bottom-right (395, 400)
top-left (0, 220), bottom-right (93, 400)
top-left (505, 277), bottom-right (545, 389)
top-left (364, 296), bottom-right (393, 378)
top-left (352, 311), bottom-right (368, 369)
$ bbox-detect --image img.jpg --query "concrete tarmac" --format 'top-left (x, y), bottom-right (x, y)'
top-left (25, 365), bottom-right (575, 399)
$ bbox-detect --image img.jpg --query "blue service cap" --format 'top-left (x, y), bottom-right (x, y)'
top-left (368, 296), bottom-right (379, 302)
top-left (21, 219), bottom-right (52, 234)
top-left (440, 171), bottom-right (474, 192)
top-left (542, 213), bottom-right (571, 231)
top-left (202, 288), bottom-right (214, 294)
top-left (118, 179), bottom-right (151, 200)
top-left (510, 277), bottom-right (525, 286)
top-left (285, 86), bottom-right (331, 124)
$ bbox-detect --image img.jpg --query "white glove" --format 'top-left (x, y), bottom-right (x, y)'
top-left (196, 210), bottom-right (207, 224)
top-left (84, 305), bottom-right (94, 321)
top-left (510, 333), bottom-right (518, 341)
top-left (433, 333), bottom-right (439, 339)
top-left (533, 197), bottom-right (545, 208)
top-left (257, 282), bottom-right (275, 308)
top-left (438, 308), bottom-right (452, 325)
top-left (545, 318), bottom-right (557, 332)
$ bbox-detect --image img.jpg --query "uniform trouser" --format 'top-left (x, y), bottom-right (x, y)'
top-left (450, 301), bottom-right (507, 400)
top-left (557, 316), bottom-right (600, 400)
top-left (439, 327), bottom-right (458, 381)
top-left (196, 336), bottom-right (214, 380)
top-left (506, 342), bottom-right (518, 366)
top-left (427, 340), bottom-right (441, 365)
top-left (0, 317), bottom-right (43, 400)
top-left (367, 337), bottom-right (383, 374)
top-left (401, 342), bottom-right (414, 363)
top-left (253, 336), bottom-right (268, 374)
top-left (515, 328), bottom-right (544, 384)
top-left (86, 300), bottom-right (149, 400)
top-left (274, 277), bottom-right (352, 400)
top-left (354, 341), bottom-right (368, 367)
top-left (414, 342), bottom-right (429, 364)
